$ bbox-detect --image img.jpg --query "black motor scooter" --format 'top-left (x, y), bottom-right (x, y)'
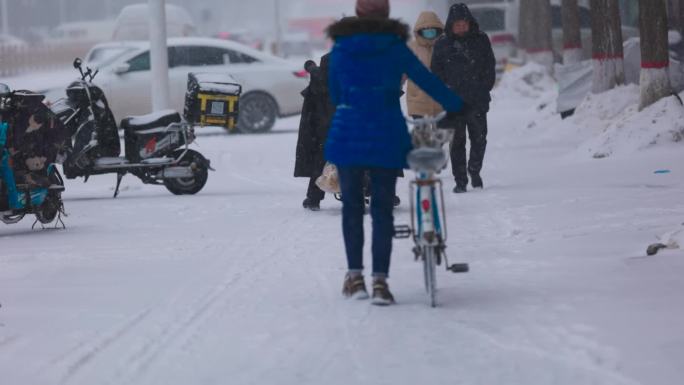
top-left (50, 58), bottom-right (211, 197)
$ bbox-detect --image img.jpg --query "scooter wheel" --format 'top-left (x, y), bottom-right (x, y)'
top-left (163, 149), bottom-right (209, 195)
top-left (36, 193), bottom-right (61, 224)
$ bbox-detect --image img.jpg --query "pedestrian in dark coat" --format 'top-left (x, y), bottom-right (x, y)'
top-left (327, 0), bottom-right (463, 305)
top-left (294, 53), bottom-right (335, 211)
top-left (431, 3), bottom-right (496, 193)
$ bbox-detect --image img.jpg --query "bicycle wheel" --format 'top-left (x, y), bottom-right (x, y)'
top-left (422, 246), bottom-right (438, 307)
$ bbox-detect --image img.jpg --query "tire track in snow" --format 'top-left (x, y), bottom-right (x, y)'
top-left (58, 308), bottom-right (153, 384)
top-left (452, 319), bottom-right (640, 385)
top-left (108, 237), bottom-right (287, 384)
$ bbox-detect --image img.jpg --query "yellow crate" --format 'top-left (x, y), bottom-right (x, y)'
top-left (197, 93), bottom-right (240, 130)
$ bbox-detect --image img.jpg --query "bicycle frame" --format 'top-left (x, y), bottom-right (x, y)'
top-left (409, 175), bottom-right (449, 246)
top-left (397, 112), bottom-right (469, 307)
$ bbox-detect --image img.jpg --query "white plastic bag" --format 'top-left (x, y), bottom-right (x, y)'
top-left (316, 162), bottom-right (340, 193)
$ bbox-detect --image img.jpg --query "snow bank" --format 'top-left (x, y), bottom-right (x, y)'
top-left (494, 62), bottom-right (557, 101)
top-left (497, 65), bottom-right (684, 159)
top-left (576, 87), bottom-right (684, 158)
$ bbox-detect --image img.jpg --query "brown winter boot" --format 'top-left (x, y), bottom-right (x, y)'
top-left (371, 277), bottom-right (395, 306)
top-left (342, 273), bottom-right (369, 300)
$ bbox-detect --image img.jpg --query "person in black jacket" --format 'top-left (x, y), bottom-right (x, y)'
top-left (431, 3), bottom-right (496, 193)
top-left (294, 53), bottom-right (335, 211)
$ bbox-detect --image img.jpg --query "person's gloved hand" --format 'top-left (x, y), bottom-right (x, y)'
top-left (439, 103), bottom-right (469, 129)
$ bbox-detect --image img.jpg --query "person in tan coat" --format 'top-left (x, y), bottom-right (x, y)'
top-left (407, 11), bottom-right (445, 118)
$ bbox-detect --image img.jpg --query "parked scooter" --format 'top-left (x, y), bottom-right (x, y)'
top-left (0, 84), bottom-right (66, 227)
top-left (51, 58), bottom-right (211, 197)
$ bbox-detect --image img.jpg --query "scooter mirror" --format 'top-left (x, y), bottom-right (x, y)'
top-left (304, 60), bottom-right (316, 73)
top-left (73, 58), bottom-right (83, 69)
top-left (0, 83), bottom-right (10, 96)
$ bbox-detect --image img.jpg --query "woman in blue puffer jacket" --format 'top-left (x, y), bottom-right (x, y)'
top-left (327, 0), bottom-right (464, 305)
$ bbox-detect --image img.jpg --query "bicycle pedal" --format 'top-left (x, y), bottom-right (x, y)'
top-left (448, 263), bottom-right (470, 273)
top-left (393, 225), bottom-right (412, 239)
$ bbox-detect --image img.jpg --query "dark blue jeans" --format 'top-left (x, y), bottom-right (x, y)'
top-left (338, 166), bottom-right (398, 278)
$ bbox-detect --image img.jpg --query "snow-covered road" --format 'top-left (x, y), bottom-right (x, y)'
top-left (2, 96), bottom-right (684, 384)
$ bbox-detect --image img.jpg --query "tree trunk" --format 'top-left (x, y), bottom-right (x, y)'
top-left (520, 0), bottom-right (554, 70)
top-left (668, 0), bottom-right (682, 32)
top-left (681, 0), bottom-right (684, 33)
top-left (639, 0), bottom-right (672, 110)
top-left (590, 0), bottom-right (625, 93)
top-left (519, 0), bottom-right (534, 55)
top-left (562, 0), bottom-right (583, 64)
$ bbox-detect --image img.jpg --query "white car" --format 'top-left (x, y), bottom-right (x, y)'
top-left (77, 37), bottom-right (308, 133)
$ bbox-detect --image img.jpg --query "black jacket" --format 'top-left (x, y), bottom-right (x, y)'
top-left (431, 3), bottom-right (496, 113)
top-left (294, 53), bottom-right (335, 178)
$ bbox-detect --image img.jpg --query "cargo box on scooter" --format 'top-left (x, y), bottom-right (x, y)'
top-left (184, 73), bottom-right (241, 131)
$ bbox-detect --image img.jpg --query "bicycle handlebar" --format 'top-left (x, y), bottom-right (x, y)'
top-left (405, 111), bottom-right (447, 126)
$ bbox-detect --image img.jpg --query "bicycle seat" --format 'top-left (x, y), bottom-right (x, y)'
top-left (407, 147), bottom-right (447, 172)
top-left (121, 110), bottom-right (180, 132)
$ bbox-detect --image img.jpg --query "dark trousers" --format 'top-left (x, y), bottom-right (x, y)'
top-left (307, 177), bottom-right (325, 202)
top-left (449, 108), bottom-right (488, 186)
top-left (338, 166), bottom-right (397, 277)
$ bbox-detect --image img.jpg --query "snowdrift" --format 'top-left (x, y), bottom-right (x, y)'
top-left (498, 64), bottom-right (684, 158)
top-left (577, 88), bottom-right (684, 158)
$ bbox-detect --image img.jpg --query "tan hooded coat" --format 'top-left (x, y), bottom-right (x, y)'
top-left (407, 11), bottom-right (445, 117)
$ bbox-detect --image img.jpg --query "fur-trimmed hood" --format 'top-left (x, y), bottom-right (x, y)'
top-left (327, 17), bottom-right (410, 42)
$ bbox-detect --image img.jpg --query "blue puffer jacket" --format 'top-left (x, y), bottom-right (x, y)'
top-left (325, 17), bottom-right (463, 169)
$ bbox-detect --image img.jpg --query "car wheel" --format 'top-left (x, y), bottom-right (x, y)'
top-left (238, 92), bottom-right (278, 134)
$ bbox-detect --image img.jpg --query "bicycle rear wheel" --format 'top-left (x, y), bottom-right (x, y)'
top-left (422, 246), bottom-right (437, 307)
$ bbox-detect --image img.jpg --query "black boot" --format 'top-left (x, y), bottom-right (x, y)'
top-left (471, 173), bottom-right (483, 189)
top-left (453, 184), bottom-right (467, 194)
top-left (302, 198), bottom-right (320, 211)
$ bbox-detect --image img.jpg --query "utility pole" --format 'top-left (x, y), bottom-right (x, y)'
top-left (1, 0), bottom-right (9, 36)
top-left (59, 0), bottom-right (67, 25)
top-left (149, 0), bottom-right (171, 111)
top-left (274, 0), bottom-right (282, 56)
top-left (105, 0), bottom-right (113, 19)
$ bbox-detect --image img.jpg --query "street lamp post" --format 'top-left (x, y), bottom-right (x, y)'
top-left (149, 0), bottom-right (171, 111)
top-left (1, 0), bottom-right (9, 37)
top-left (274, 0), bottom-right (282, 56)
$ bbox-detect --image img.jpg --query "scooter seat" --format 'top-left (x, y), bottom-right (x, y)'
top-left (121, 110), bottom-right (181, 132)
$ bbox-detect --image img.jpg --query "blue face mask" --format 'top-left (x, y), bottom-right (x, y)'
top-left (419, 28), bottom-right (441, 40)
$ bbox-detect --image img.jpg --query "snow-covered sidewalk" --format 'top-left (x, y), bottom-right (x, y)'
top-left (1, 73), bottom-right (684, 384)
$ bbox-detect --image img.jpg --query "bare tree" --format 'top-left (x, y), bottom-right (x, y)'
top-left (590, 0), bottom-right (625, 92)
top-left (639, 0), bottom-right (672, 109)
top-left (519, 0), bottom-right (534, 55)
top-left (561, 0), bottom-right (583, 64)
top-left (519, 0), bottom-right (554, 70)
top-left (674, 0), bottom-right (684, 33)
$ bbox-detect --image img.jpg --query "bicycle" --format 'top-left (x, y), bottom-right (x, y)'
top-left (394, 112), bottom-right (469, 307)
